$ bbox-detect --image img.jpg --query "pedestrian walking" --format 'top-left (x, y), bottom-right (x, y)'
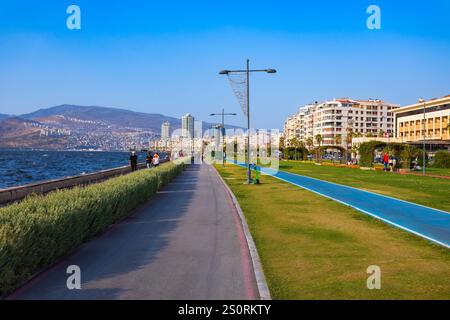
top-left (130, 151), bottom-right (138, 172)
top-left (152, 153), bottom-right (160, 167)
top-left (388, 155), bottom-right (394, 172)
top-left (146, 152), bottom-right (152, 169)
top-left (383, 152), bottom-right (389, 171)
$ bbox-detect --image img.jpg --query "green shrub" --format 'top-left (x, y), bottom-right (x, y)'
top-left (433, 151), bottom-right (450, 168)
top-left (0, 162), bottom-right (184, 296)
top-left (284, 147), bottom-right (308, 160)
top-left (358, 141), bottom-right (386, 167)
top-left (400, 145), bottom-right (419, 169)
top-left (416, 149), bottom-right (429, 167)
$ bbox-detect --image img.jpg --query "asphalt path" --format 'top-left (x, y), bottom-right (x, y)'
top-left (9, 164), bottom-right (258, 300)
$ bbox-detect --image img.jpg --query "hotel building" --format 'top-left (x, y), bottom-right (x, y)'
top-left (394, 95), bottom-right (450, 147)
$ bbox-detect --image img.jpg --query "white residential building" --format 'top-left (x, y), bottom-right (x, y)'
top-left (283, 98), bottom-right (400, 149)
top-left (283, 105), bottom-right (311, 146)
top-left (161, 121), bottom-right (170, 140)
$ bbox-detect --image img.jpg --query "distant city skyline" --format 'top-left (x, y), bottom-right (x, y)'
top-left (1, 1), bottom-right (449, 129)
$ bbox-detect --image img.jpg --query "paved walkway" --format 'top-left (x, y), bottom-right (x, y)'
top-left (234, 162), bottom-right (450, 248)
top-left (9, 164), bottom-right (258, 300)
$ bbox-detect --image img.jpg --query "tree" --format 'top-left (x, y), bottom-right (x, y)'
top-left (315, 134), bottom-right (323, 162)
top-left (358, 141), bottom-right (387, 167)
top-left (400, 145), bottom-right (418, 169)
top-left (434, 151), bottom-right (450, 168)
top-left (378, 130), bottom-right (385, 137)
top-left (346, 128), bottom-right (354, 145)
top-left (289, 137), bottom-right (304, 149)
top-left (285, 138), bottom-right (307, 160)
top-left (306, 137), bottom-right (314, 150)
top-left (279, 136), bottom-right (285, 150)
top-left (315, 134), bottom-right (323, 147)
top-left (351, 145), bottom-right (359, 159)
top-left (345, 129), bottom-right (354, 162)
top-left (334, 134), bottom-right (342, 146)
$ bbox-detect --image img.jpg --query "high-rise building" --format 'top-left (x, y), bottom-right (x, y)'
top-left (194, 120), bottom-right (203, 139)
top-left (161, 121), bottom-right (170, 140)
top-left (283, 98), bottom-right (401, 149)
top-left (181, 113), bottom-right (195, 139)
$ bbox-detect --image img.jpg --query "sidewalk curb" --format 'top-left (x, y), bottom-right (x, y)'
top-left (213, 166), bottom-right (272, 300)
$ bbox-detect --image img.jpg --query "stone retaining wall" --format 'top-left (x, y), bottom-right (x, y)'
top-left (0, 161), bottom-right (167, 205)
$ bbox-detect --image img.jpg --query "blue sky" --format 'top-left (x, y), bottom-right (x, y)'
top-left (0, 0), bottom-right (449, 129)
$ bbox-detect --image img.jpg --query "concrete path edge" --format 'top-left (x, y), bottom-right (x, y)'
top-left (213, 166), bottom-right (272, 300)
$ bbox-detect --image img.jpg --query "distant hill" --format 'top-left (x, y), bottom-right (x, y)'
top-left (21, 104), bottom-right (183, 134)
top-left (0, 117), bottom-right (68, 150)
top-left (0, 114), bottom-right (11, 121)
top-left (0, 105), bottom-right (241, 150)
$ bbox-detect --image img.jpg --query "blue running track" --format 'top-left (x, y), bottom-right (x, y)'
top-left (231, 161), bottom-right (450, 248)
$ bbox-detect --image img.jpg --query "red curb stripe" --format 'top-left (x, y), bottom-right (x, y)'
top-left (225, 187), bottom-right (258, 300)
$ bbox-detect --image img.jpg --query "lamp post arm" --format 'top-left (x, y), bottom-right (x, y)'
top-left (221, 69), bottom-right (276, 74)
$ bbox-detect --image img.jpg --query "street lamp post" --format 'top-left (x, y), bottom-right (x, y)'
top-left (219, 59), bottom-right (276, 184)
top-left (419, 98), bottom-right (426, 175)
top-left (209, 124), bottom-right (218, 159)
top-left (210, 108), bottom-right (237, 166)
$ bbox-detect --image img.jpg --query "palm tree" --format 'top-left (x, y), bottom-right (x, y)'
top-left (344, 129), bottom-right (354, 163)
top-left (315, 134), bottom-right (323, 146)
top-left (279, 136), bottom-right (285, 149)
top-left (350, 145), bottom-right (359, 163)
top-left (346, 128), bottom-right (354, 145)
top-left (289, 137), bottom-right (303, 149)
top-left (334, 134), bottom-right (342, 146)
top-left (288, 138), bottom-right (302, 160)
top-left (315, 134), bottom-right (323, 162)
top-left (333, 134), bottom-right (342, 163)
top-left (306, 137), bottom-right (314, 150)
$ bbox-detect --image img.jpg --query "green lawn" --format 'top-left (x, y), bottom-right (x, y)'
top-left (277, 161), bottom-right (450, 212)
top-left (424, 167), bottom-right (450, 176)
top-left (216, 164), bottom-right (450, 299)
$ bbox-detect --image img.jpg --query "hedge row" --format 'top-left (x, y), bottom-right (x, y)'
top-left (283, 147), bottom-right (309, 160)
top-left (0, 162), bottom-right (185, 296)
top-left (358, 141), bottom-right (387, 167)
top-left (434, 151), bottom-right (450, 168)
top-left (358, 141), bottom-right (430, 169)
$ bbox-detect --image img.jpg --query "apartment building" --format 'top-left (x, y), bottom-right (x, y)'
top-left (394, 95), bottom-right (450, 144)
top-left (283, 105), bottom-right (312, 146)
top-left (283, 98), bottom-right (400, 149)
top-left (283, 115), bottom-right (296, 144)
